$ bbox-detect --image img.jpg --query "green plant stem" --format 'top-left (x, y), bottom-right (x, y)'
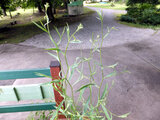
top-left (64, 44), bottom-right (69, 78)
top-left (66, 79), bottom-right (76, 112)
top-left (88, 61), bottom-right (93, 105)
top-left (87, 49), bottom-right (95, 105)
top-left (64, 30), bottom-right (77, 113)
top-left (98, 17), bottom-right (105, 99)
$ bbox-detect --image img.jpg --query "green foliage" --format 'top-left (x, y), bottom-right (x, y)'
top-left (53, 0), bottom-right (64, 9)
top-left (0, 8), bottom-right (2, 16)
top-left (127, 0), bottom-right (159, 6)
top-left (121, 2), bottom-right (160, 25)
top-left (85, 3), bottom-right (127, 10)
top-left (138, 8), bottom-right (160, 25)
top-left (33, 8), bottom-right (130, 119)
top-left (120, 15), bottom-right (136, 23)
top-left (27, 110), bottom-right (53, 120)
top-left (0, 0), bottom-right (10, 8)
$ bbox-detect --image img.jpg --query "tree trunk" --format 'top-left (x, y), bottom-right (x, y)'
top-left (37, 2), bottom-right (43, 13)
top-left (42, 0), bottom-right (54, 21)
top-left (1, 4), bottom-right (7, 16)
top-left (64, 0), bottom-right (69, 11)
top-left (33, 7), bottom-right (34, 13)
top-left (47, 5), bottom-right (54, 21)
top-left (53, 2), bottom-right (56, 14)
top-left (9, 10), bottom-right (12, 19)
top-left (2, 8), bottom-right (7, 16)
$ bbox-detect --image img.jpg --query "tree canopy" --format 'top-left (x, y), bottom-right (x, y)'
top-left (127, 0), bottom-right (159, 5)
top-left (0, 0), bottom-right (67, 21)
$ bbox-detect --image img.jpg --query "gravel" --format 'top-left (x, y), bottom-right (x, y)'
top-left (20, 7), bottom-right (158, 50)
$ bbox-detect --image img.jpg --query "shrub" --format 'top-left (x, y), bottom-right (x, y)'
top-left (120, 15), bottom-right (136, 23)
top-left (33, 6), bottom-right (131, 119)
top-left (121, 2), bottom-right (160, 25)
top-left (127, 0), bottom-right (159, 6)
top-left (0, 8), bottom-right (2, 17)
top-left (126, 6), bottom-right (141, 18)
top-left (140, 9), bottom-right (160, 25)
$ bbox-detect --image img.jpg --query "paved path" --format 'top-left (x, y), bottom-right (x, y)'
top-left (0, 7), bottom-right (160, 120)
top-left (20, 7), bottom-right (158, 50)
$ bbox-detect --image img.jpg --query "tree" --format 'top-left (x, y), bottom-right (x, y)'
top-left (37, 1), bottom-right (43, 13)
top-left (64, 0), bottom-right (69, 10)
top-left (8, 0), bottom-right (18, 18)
top-left (0, 8), bottom-right (2, 17)
top-left (127, 0), bottom-right (159, 6)
top-left (27, 0), bottom-right (43, 13)
top-left (121, 0), bottom-right (160, 25)
top-left (42, 0), bottom-right (54, 21)
top-left (0, 0), bottom-right (10, 16)
top-left (0, 0), bottom-right (19, 17)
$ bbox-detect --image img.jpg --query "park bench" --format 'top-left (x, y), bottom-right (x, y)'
top-left (0, 61), bottom-right (65, 119)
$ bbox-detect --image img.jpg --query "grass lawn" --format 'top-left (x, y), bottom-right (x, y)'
top-left (85, 2), bottom-right (127, 10)
top-left (0, 8), bottom-right (45, 44)
top-left (0, 7), bottom-right (93, 44)
top-left (116, 14), bottom-right (160, 30)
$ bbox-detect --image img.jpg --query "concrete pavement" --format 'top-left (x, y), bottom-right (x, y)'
top-left (0, 41), bottom-right (160, 120)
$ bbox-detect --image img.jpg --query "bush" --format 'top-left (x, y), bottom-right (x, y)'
top-left (120, 15), bottom-right (136, 23)
top-left (0, 8), bottom-right (2, 17)
top-left (140, 9), bottom-right (160, 25)
top-left (121, 3), bottom-right (160, 25)
top-left (126, 6), bottom-right (141, 18)
top-left (127, 0), bottom-right (159, 6)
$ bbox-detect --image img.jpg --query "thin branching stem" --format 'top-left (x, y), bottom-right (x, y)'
top-left (98, 15), bottom-right (105, 99)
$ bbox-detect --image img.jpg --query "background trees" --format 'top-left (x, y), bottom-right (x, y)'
top-left (0, 0), bottom-right (11, 16)
top-left (0, 0), bottom-right (67, 21)
top-left (120, 0), bottom-right (160, 25)
top-left (127, 0), bottom-right (159, 5)
top-left (0, 8), bottom-right (2, 17)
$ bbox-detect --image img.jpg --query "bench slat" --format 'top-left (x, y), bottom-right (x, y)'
top-left (0, 68), bottom-right (51, 80)
top-left (0, 84), bottom-right (54, 102)
top-left (0, 102), bottom-right (56, 113)
top-left (0, 86), bottom-right (18, 101)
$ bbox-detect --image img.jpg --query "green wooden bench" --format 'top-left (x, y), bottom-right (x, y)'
top-left (0, 61), bottom-right (65, 118)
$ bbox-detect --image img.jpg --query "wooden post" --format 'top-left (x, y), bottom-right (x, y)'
top-left (50, 61), bottom-right (66, 119)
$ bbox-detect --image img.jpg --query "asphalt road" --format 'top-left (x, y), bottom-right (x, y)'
top-left (0, 7), bottom-right (160, 120)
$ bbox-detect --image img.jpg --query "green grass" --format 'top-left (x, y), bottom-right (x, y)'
top-left (0, 8), bottom-right (45, 44)
top-left (116, 13), bottom-right (160, 30)
top-left (85, 2), bottom-right (127, 10)
top-left (83, 7), bottom-right (95, 14)
top-left (0, 7), bottom-right (94, 44)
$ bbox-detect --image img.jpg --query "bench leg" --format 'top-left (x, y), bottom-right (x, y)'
top-left (50, 61), bottom-right (66, 119)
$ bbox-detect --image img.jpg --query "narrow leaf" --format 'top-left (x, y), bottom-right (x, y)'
top-left (76, 83), bottom-right (95, 92)
top-left (118, 112), bottom-right (130, 118)
top-left (47, 52), bottom-right (59, 61)
top-left (78, 88), bottom-right (85, 102)
top-left (100, 83), bottom-right (108, 99)
top-left (108, 63), bottom-right (118, 69)
top-left (45, 48), bottom-right (60, 51)
top-left (54, 26), bottom-right (61, 38)
top-left (70, 40), bottom-right (82, 44)
top-left (32, 21), bottom-right (47, 32)
top-left (35, 72), bottom-right (52, 78)
top-left (104, 71), bottom-right (116, 79)
top-left (101, 104), bottom-right (112, 120)
top-left (50, 111), bottom-right (57, 120)
top-left (83, 96), bottom-right (90, 113)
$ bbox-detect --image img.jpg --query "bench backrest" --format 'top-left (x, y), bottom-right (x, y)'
top-left (0, 68), bottom-right (54, 102)
top-left (0, 61), bottom-right (65, 119)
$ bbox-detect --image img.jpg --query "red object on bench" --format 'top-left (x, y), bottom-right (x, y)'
top-left (50, 61), bottom-right (66, 119)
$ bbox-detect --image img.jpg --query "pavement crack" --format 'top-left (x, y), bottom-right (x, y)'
top-left (130, 52), bottom-right (160, 73)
